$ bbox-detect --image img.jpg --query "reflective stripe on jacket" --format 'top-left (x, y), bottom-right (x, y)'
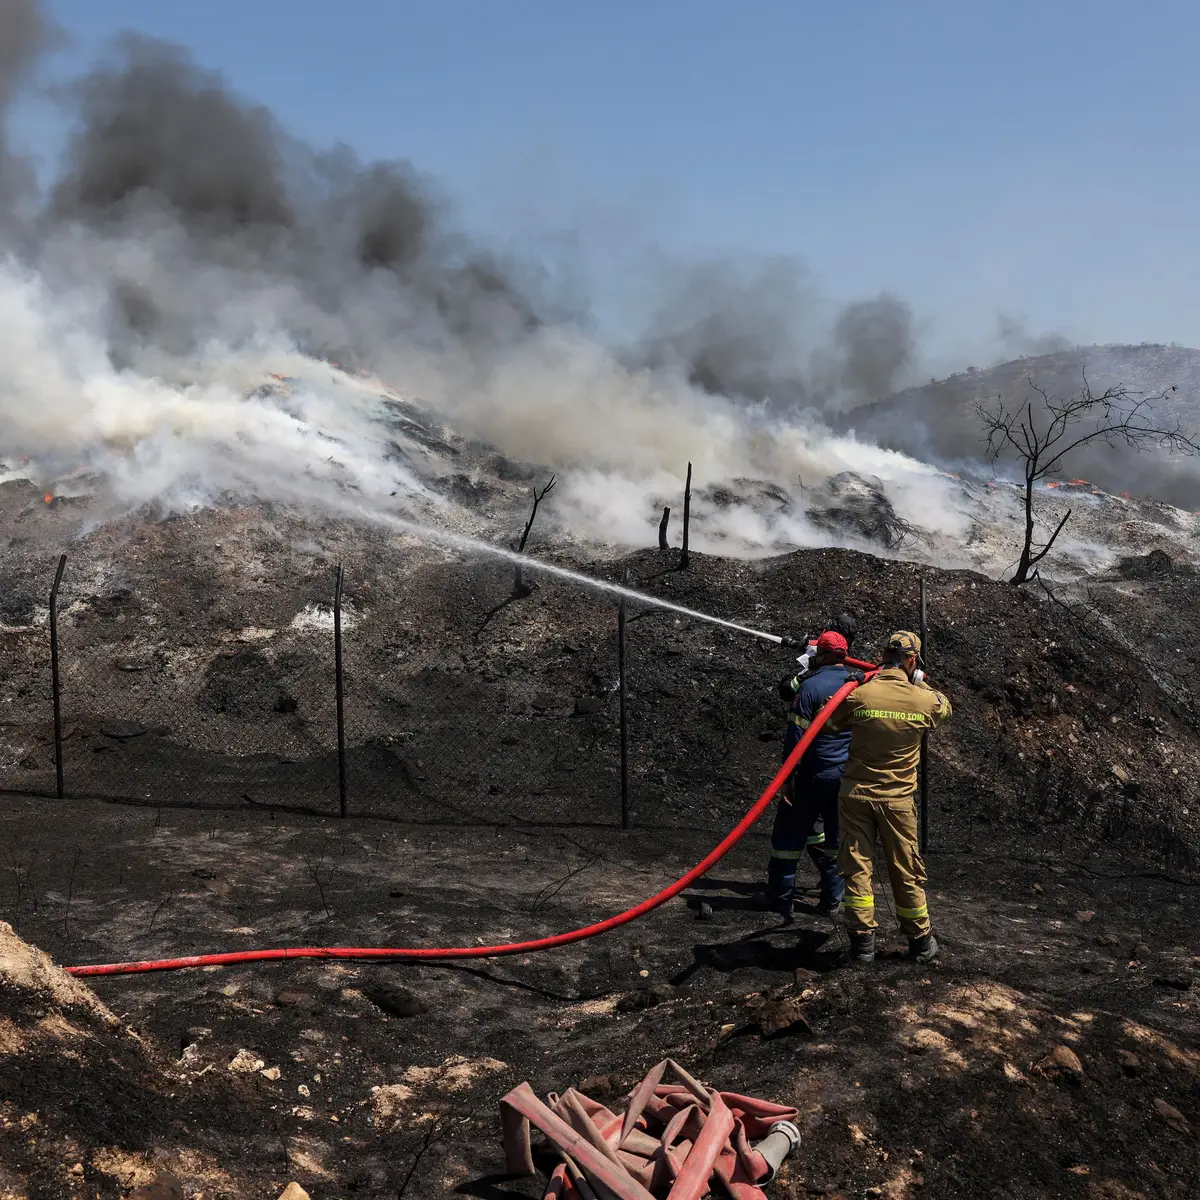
top-left (828, 666), bottom-right (951, 801)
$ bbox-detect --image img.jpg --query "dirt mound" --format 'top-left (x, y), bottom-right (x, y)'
top-left (0, 921), bottom-right (271, 1198)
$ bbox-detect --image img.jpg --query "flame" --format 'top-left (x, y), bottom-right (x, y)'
top-left (43, 493), bottom-right (54, 504)
top-left (1046, 481), bottom-right (1063, 489)
top-left (1068, 478), bottom-right (1090, 486)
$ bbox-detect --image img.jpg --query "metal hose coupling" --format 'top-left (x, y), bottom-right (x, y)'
top-left (754, 1119), bottom-right (802, 1182)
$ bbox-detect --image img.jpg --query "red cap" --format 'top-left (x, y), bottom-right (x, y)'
top-left (815, 630), bottom-right (848, 656)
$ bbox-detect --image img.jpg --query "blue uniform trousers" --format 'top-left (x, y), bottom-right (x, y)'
top-left (767, 775), bottom-right (845, 910)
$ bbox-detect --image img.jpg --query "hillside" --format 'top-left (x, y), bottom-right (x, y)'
top-left (842, 344), bottom-right (1200, 506)
top-left (1, 523), bottom-right (1198, 1197)
top-left (3, 360), bottom-right (1200, 1198)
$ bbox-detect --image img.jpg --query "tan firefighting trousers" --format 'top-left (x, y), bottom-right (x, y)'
top-left (837, 792), bottom-right (931, 938)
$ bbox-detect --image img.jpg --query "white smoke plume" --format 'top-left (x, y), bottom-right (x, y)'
top-left (0, 4), bottom-right (1069, 570)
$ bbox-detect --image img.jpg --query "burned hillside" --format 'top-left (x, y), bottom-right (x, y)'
top-left (0, 495), bottom-right (1198, 1198)
top-left (3, 490), bottom-right (1198, 871)
top-left (3, 438), bottom-right (1200, 1200)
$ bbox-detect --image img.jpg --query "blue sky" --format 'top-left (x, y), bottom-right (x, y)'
top-left (15, 0), bottom-right (1200, 366)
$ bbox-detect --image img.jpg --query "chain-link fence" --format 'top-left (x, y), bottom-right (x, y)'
top-left (0, 553), bottom-right (685, 826)
top-left (3, 547), bottom-right (979, 847)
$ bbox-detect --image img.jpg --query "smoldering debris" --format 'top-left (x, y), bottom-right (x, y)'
top-left (805, 471), bottom-right (918, 551)
top-left (0, 0), bottom-right (1196, 576)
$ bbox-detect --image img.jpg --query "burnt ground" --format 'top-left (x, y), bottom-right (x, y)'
top-left (0, 796), bottom-right (1197, 1200)
top-left (2, 491), bottom-right (1200, 1198)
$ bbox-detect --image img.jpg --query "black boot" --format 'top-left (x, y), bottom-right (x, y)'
top-left (755, 891), bottom-right (794, 922)
top-left (908, 932), bottom-right (939, 964)
top-left (849, 931), bottom-right (875, 963)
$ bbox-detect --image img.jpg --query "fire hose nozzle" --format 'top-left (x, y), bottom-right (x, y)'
top-left (753, 1119), bottom-right (802, 1182)
top-left (779, 635), bottom-right (800, 648)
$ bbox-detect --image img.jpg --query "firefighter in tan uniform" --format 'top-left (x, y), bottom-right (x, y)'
top-left (827, 630), bottom-right (951, 965)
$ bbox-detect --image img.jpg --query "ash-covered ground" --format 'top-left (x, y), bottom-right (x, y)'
top-left (2, 366), bottom-right (1200, 1200)
top-left (2, 447), bottom-right (1200, 1197)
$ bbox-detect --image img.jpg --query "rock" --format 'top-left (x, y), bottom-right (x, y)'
top-left (617, 984), bottom-right (675, 1013)
top-left (531, 692), bottom-right (556, 713)
top-left (1111, 764), bottom-right (1131, 784)
top-left (578, 1074), bottom-right (617, 1098)
top-left (278, 1185), bottom-right (312, 1200)
top-left (1031, 883), bottom-right (1044, 894)
top-left (363, 985), bottom-right (427, 1018)
top-left (1151, 1097), bottom-right (1190, 1135)
top-left (1075, 910), bottom-right (1096, 923)
top-left (695, 901), bottom-right (713, 922)
top-left (100, 720), bottom-right (146, 739)
top-left (261, 1066), bottom-right (282, 1081)
top-left (228, 1048), bottom-right (265, 1074)
top-left (1094, 934), bottom-right (1120, 947)
top-left (755, 995), bottom-right (815, 1039)
top-left (1115, 1050), bottom-right (1140, 1074)
top-left (574, 696), bottom-right (604, 716)
top-left (1152, 972), bottom-right (1193, 991)
top-left (128, 1173), bottom-right (184, 1200)
top-left (1033, 1044), bottom-right (1084, 1084)
top-left (1132, 942), bottom-right (1152, 960)
top-left (275, 990), bottom-right (320, 1011)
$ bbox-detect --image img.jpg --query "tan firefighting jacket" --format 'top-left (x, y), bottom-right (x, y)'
top-left (827, 666), bottom-right (952, 802)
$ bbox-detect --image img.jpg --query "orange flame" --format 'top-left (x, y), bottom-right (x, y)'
top-left (1046, 481), bottom-right (1063, 489)
top-left (1068, 478), bottom-right (1090, 486)
top-left (44, 493), bottom-right (54, 504)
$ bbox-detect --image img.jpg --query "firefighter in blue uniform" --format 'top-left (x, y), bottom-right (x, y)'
top-left (765, 630), bottom-right (856, 918)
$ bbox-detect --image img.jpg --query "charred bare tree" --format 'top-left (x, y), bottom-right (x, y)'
top-left (680, 462), bottom-right (692, 570)
top-left (512, 476), bottom-right (557, 597)
top-left (658, 505), bottom-right (671, 551)
top-left (977, 376), bottom-right (1198, 584)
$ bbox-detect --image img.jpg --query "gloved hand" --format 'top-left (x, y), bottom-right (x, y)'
top-left (794, 644), bottom-right (817, 675)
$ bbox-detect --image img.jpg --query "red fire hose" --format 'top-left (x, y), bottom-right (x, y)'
top-left (66, 675), bottom-right (869, 978)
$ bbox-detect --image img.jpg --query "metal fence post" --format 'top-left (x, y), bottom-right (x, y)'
top-left (49, 554), bottom-right (67, 799)
top-left (334, 564), bottom-right (348, 818)
top-left (919, 576), bottom-right (929, 851)
top-left (618, 567), bottom-right (630, 830)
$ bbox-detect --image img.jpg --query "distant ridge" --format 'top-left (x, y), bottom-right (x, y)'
top-left (840, 344), bottom-right (1200, 506)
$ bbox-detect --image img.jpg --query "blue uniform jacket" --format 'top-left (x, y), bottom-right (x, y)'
top-left (782, 662), bottom-right (853, 783)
